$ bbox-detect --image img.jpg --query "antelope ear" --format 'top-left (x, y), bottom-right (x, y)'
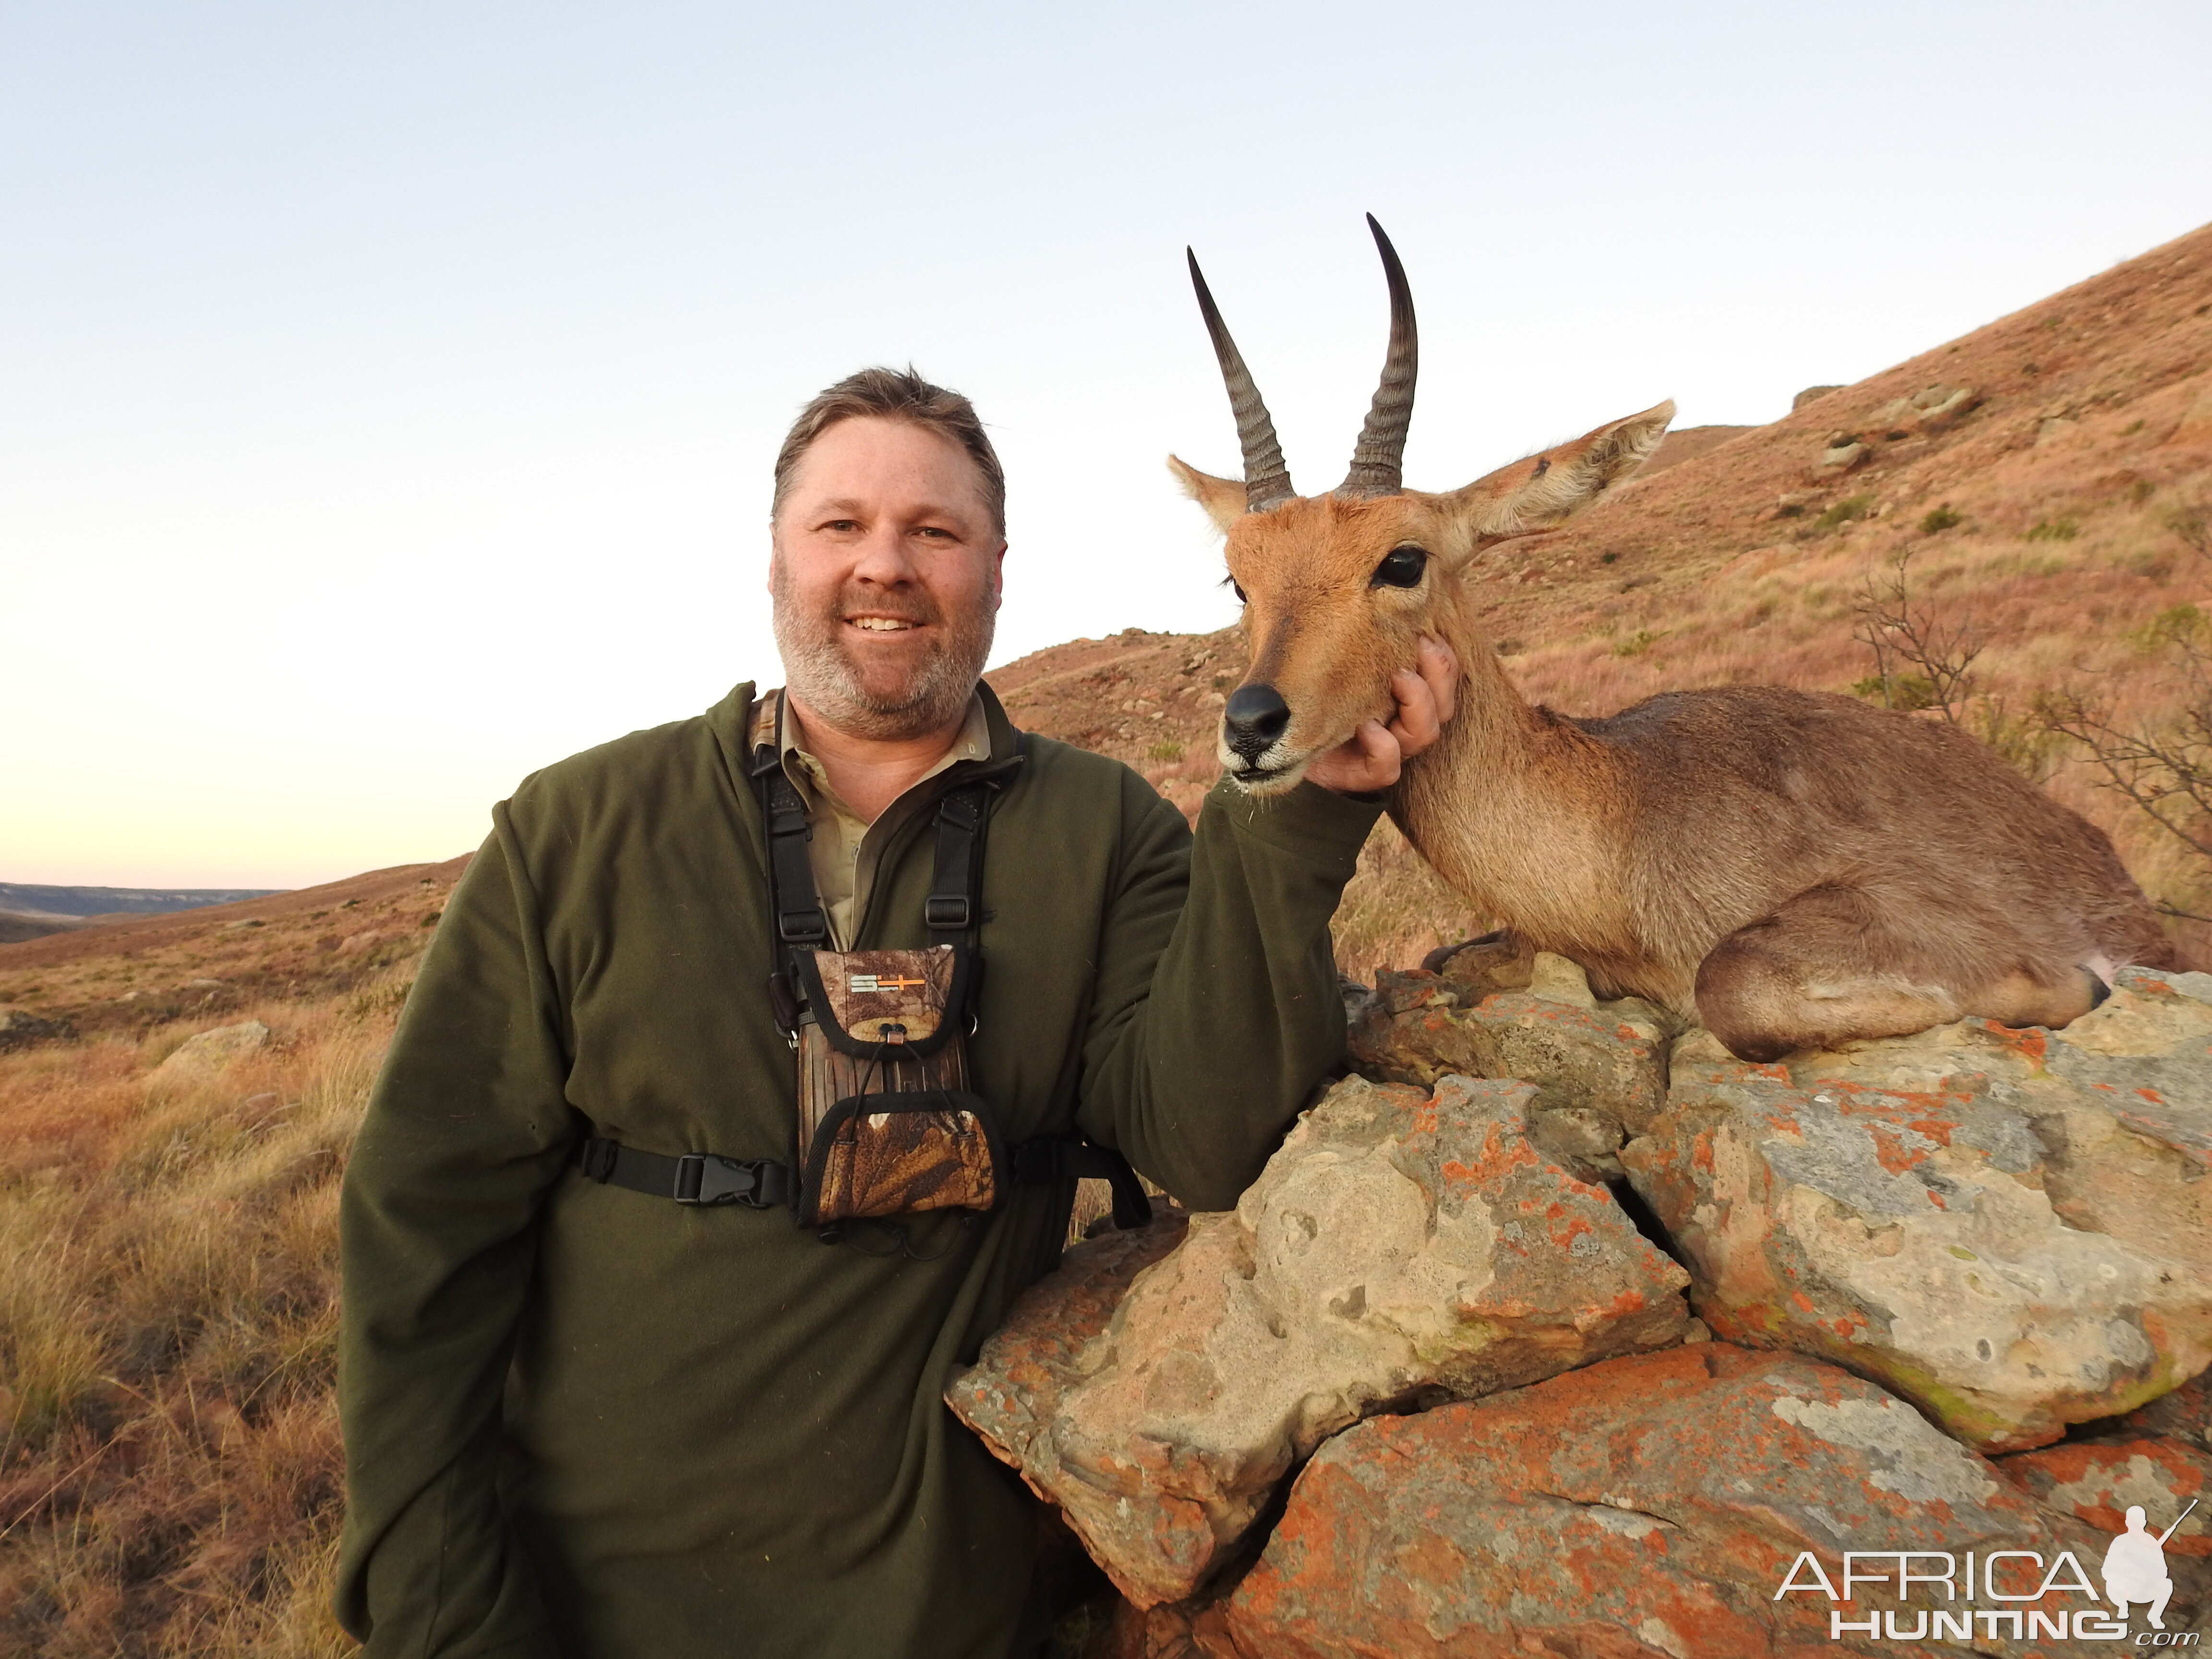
top-left (1442, 400), bottom-right (1675, 550)
top-left (1166, 455), bottom-right (1248, 536)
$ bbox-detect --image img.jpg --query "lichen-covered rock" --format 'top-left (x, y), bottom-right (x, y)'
top-left (2121, 1370), bottom-right (2212, 1450)
top-left (155, 1019), bottom-right (271, 1073)
top-left (1623, 967), bottom-right (2212, 1453)
top-left (1225, 1344), bottom-right (2101, 1659)
top-left (1350, 952), bottom-right (1671, 1181)
top-left (949, 1074), bottom-right (1688, 1608)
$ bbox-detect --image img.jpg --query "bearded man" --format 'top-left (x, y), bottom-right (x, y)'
top-left (336, 367), bottom-right (1457, 1658)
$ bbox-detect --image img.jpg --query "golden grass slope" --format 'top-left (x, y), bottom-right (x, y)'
top-left (0, 871), bottom-right (461, 1656)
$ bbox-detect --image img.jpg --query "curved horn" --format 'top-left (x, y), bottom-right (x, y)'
top-left (1338, 214), bottom-right (1418, 498)
top-left (1187, 248), bottom-right (1296, 512)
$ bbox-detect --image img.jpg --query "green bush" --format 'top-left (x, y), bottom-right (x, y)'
top-left (1814, 494), bottom-right (1874, 533)
top-left (1920, 506), bottom-right (1962, 534)
top-left (2024, 517), bottom-right (2079, 542)
top-left (1851, 673), bottom-right (1941, 712)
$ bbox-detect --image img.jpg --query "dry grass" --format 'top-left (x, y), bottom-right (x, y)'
top-left (0, 967), bottom-right (418, 1656)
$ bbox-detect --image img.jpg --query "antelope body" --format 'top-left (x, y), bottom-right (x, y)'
top-left (1172, 219), bottom-right (2178, 1062)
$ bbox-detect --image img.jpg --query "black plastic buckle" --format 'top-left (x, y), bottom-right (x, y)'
top-left (673, 1154), bottom-right (773, 1207)
top-left (924, 894), bottom-right (971, 929)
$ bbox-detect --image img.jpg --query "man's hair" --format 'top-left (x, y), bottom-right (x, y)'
top-left (771, 366), bottom-right (1006, 537)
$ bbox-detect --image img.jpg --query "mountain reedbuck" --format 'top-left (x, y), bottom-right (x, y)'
top-left (1171, 218), bottom-right (2179, 1062)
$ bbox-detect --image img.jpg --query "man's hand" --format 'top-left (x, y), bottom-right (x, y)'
top-left (1306, 637), bottom-right (1460, 795)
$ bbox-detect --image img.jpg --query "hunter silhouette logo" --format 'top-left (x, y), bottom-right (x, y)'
top-left (2106, 1499), bottom-right (2199, 1633)
top-left (848, 974), bottom-right (927, 994)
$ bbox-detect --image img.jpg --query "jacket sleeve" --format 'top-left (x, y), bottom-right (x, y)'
top-left (1075, 775), bottom-right (1380, 1210)
top-left (334, 807), bottom-right (577, 1657)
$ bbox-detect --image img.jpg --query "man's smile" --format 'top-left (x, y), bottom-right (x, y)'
top-left (845, 614), bottom-right (925, 633)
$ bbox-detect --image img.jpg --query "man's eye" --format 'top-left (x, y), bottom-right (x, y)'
top-left (1371, 545), bottom-right (1429, 589)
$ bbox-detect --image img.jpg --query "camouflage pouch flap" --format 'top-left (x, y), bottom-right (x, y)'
top-left (798, 1088), bottom-right (1006, 1226)
top-left (793, 946), bottom-right (969, 1059)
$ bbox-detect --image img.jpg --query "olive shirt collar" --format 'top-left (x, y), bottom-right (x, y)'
top-left (743, 687), bottom-right (997, 950)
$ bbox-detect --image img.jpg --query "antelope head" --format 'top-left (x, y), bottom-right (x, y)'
top-left (1170, 216), bottom-right (1675, 793)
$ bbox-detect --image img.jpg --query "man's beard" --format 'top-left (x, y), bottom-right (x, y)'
top-left (771, 566), bottom-right (996, 742)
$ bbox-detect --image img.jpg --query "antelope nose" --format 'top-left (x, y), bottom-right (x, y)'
top-left (1223, 684), bottom-right (1291, 763)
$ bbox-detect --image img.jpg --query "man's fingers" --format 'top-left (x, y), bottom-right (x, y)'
top-left (1388, 669), bottom-right (1441, 752)
top-left (1419, 637), bottom-right (1460, 725)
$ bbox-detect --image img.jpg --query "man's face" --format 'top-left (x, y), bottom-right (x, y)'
top-left (769, 417), bottom-right (1005, 742)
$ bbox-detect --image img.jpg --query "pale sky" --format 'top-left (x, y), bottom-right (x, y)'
top-left (5, 0), bottom-right (2209, 888)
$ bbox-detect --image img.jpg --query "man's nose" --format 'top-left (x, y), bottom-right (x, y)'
top-left (850, 525), bottom-right (919, 584)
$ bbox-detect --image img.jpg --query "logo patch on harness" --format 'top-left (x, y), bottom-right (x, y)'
top-left (849, 974), bottom-right (928, 994)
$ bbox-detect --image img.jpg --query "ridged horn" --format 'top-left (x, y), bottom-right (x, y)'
top-left (1338, 215), bottom-right (1418, 498)
top-left (1187, 248), bottom-right (1296, 512)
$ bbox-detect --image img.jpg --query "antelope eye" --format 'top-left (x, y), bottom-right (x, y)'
top-left (1232, 580), bottom-right (1248, 604)
top-left (1371, 545), bottom-right (1429, 589)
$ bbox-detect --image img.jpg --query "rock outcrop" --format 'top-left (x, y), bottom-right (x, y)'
top-left (1622, 967), bottom-right (2212, 1452)
top-left (0, 1005), bottom-right (66, 1049)
top-left (1224, 1343), bottom-right (2105, 1659)
top-left (1350, 952), bottom-right (1671, 1182)
top-left (947, 1073), bottom-right (1688, 1607)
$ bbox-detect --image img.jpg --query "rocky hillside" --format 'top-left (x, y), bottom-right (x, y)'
top-left (991, 218), bottom-right (2212, 975)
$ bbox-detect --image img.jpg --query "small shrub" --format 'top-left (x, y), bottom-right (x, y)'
top-left (2129, 478), bottom-right (2157, 504)
top-left (2128, 604), bottom-right (2207, 654)
top-left (2024, 517), bottom-right (2079, 542)
top-left (1612, 630), bottom-right (1663, 659)
top-left (1145, 740), bottom-right (1184, 763)
top-left (1599, 551), bottom-right (1619, 564)
top-left (1884, 429), bottom-right (1911, 442)
top-left (1776, 504), bottom-right (1806, 519)
top-left (1492, 637), bottom-right (1525, 657)
top-left (1920, 506), bottom-right (1962, 534)
top-left (1814, 494), bottom-right (1874, 533)
top-left (1210, 673), bottom-right (1229, 691)
top-left (2165, 502), bottom-right (2211, 558)
top-left (1851, 673), bottom-right (1941, 713)
top-left (2123, 420), bottom-right (2146, 436)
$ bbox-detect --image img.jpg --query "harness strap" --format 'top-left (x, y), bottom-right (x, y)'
top-left (577, 1131), bottom-right (1151, 1227)
top-left (925, 784), bottom-right (989, 934)
top-left (758, 764), bottom-right (829, 949)
top-left (577, 1136), bottom-right (795, 1208)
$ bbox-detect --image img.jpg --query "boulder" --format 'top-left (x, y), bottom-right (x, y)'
top-left (155, 1020), bottom-right (271, 1074)
top-left (2121, 1371), bottom-right (2212, 1450)
top-left (947, 1074), bottom-right (1688, 1608)
top-left (0, 1006), bottom-right (65, 1049)
top-left (1349, 953), bottom-right (1670, 1181)
top-left (1623, 967), bottom-right (2212, 1452)
top-left (1225, 1343), bottom-right (2104, 1659)
top-left (1820, 440), bottom-right (1871, 470)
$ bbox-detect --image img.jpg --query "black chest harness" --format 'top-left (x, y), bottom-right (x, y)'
top-left (575, 739), bottom-right (1151, 1240)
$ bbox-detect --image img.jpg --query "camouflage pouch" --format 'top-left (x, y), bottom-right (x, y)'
top-left (789, 944), bottom-right (1006, 1226)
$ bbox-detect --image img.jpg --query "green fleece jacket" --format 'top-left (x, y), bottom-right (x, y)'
top-left (335, 682), bottom-right (1379, 1659)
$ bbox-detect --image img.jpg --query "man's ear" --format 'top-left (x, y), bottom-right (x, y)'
top-left (1439, 400), bottom-right (1675, 553)
top-left (1166, 456), bottom-right (1247, 536)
